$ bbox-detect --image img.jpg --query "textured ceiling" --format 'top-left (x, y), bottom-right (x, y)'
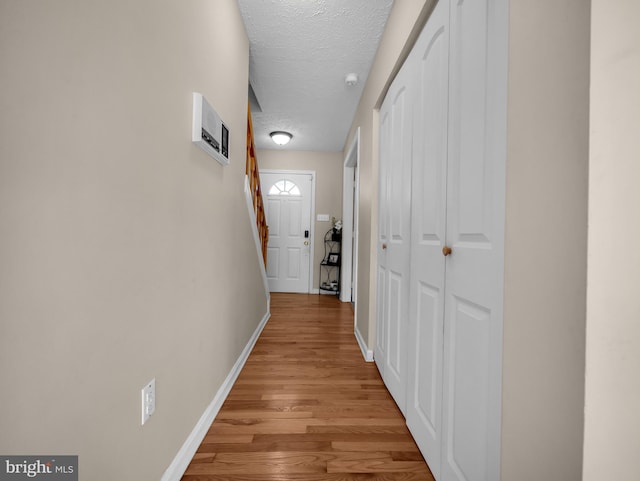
top-left (237, 0), bottom-right (394, 152)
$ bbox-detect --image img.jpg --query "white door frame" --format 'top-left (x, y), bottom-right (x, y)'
top-left (260, 169), bottom-right (316, 293)
top-left (341, 128), bottom-right (360, 310)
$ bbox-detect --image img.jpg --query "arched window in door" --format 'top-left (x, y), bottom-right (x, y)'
top-left (268, 179), bottom-right (301, 196)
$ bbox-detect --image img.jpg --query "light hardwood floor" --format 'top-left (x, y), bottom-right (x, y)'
top-left (181, 293), bottom-right (434, 481)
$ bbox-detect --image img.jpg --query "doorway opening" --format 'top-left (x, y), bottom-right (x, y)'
top-left (342, 128), bottom-right (360, 315)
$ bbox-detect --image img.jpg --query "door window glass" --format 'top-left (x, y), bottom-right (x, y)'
top-left (268, 179), bottom-right (301, 196)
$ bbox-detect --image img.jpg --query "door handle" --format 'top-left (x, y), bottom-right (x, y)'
top-left (442, 245), bottom-right (452, 256)
top-left (304, 241), bottom-right (309, 246)
top-left (382, 243), bottom-right (387, 250)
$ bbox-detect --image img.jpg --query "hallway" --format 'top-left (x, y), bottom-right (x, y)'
top-left (181, 293), bottom-right (434, 480)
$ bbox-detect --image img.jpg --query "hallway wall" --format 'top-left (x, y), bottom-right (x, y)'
top-left (257, 149), bottom-right (343, 290)
top-left (584, 0), bottom-right (640, 479)
top-left (502, 1), bottom-right (590, 479)
top-left (0, 1), bottom-right (268, 479)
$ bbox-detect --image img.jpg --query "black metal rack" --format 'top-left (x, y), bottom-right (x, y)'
top-left (318, 228), bottom-right (341, 295)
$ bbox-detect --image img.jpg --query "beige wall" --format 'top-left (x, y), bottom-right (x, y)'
top-left (502, 1), bottom-right (590, 480)
top-left (257, 149), bottom-right (343, 290)
top-left (584, 0), bottom-right (640, 479)
top-left (344, 0), bottom-right (435, 347)
top-left (0, 1), bottom-right (268, 479)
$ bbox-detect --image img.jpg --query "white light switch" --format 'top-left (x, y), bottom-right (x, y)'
top-left (317, 214), bottom-right (330, 222)
top-left (141, 378), bottom-right (156, 425)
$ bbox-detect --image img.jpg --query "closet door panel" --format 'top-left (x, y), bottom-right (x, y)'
top-left (441, 0), bottom-right (507, 480)
top-left (387, 270), bottom-right (404, 380)
top-left (447, 0), bottom-right (493, 252)
top-left (384, 79), bottom-right (412, 414)
top-left (406, 0), bottom-right (450, 478)
top-left (444, 297), bottom-right (492, 479)
top-left (375, 108), bottom-right (391, 375)
top-left (376, 60), bottom-right (413, 415)
top-left (375, 265), bottom-right (387, 376)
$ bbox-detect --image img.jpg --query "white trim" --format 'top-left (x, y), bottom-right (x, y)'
top-left (355, 324), bottom-right (374, 362)
top-left (161, 309), bottom-right (271, 481)
top-left (341, 129), bottom-right (360, 306)
top-left (244, 176), bottom-right (271, 298)
top-left (259, 169), bottom-right (316, 294)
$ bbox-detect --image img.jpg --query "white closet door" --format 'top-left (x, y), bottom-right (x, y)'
top-left (375, 57), bottom-right (413, 414)
top-left (440, 0), bottom-right (507, 480)
top-left (406, 0), bottom-right (450, 478)
top-left (374, 103), bottom-right (391, 378)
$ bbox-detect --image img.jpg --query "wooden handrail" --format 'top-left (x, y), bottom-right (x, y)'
top-left (246, 105), bottom-right (269, 267)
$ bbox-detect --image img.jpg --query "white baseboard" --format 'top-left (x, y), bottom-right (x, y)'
top-left (355, 325), bottom-right (374, 362)
top-left (161, 309), bottom-right (271, 481)
top-left (311, 288), bottom-right (341, 296)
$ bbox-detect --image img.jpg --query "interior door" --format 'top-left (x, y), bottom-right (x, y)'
top-left (260, 171), bottom-right (313, 293)
top-left (375, 57), bottom-right (413, 414)
top-left (374, 107), bottom-right (391, 377)
top-left (406, 0), bottom-right (450, 478)
top-left (440, 0), bottom-right (506, 479)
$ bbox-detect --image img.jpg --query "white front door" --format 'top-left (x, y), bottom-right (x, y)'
top-left (260, 171), bottom-right (313, 293)
top-left (375, 55), bottom-right (413, 415)
top-left (406, 0), bottom-right (450, 477)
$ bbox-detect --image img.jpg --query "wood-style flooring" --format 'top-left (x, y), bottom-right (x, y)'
top-left (181, 293), bottom-right (434, 481)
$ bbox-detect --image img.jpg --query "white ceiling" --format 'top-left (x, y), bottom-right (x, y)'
top-left (237, 0), bottom-right (394, 152)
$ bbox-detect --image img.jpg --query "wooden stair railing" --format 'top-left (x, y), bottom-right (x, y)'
top-left (246, 105), bottom-right (269, 267)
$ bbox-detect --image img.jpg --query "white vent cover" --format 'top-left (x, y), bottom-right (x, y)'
top-left (192, 92), bottom-right (229, 166)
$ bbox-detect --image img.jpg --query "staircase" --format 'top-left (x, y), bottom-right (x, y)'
top-left (246, 105), bottom-right (268, 266)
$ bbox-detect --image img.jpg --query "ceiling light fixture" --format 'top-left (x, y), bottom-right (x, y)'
top-left (270, 131), bottom-right (292, 146)
top-left (345, 73), bottom-right (359, 86)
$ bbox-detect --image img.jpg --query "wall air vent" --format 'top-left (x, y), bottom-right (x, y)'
top-left (192, 92), bottom-right (229, 166)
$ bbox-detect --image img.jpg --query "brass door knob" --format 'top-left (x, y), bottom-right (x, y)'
top-left (442, 245), bottom-right (452, 256)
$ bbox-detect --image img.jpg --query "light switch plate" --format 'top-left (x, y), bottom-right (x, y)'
top-left (317, 214), bottom-right (330, 222)
top-left (141, 378), bottom-right (156, 425)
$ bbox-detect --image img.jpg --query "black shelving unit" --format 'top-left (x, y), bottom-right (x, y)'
top-left (319, 228), bottom-right (341, 295)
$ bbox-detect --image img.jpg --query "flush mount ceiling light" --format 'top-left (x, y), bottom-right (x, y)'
top-left (345, 73), bottom-right (359, 86)
top-left (270, 131), bottom-right (292, 146)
